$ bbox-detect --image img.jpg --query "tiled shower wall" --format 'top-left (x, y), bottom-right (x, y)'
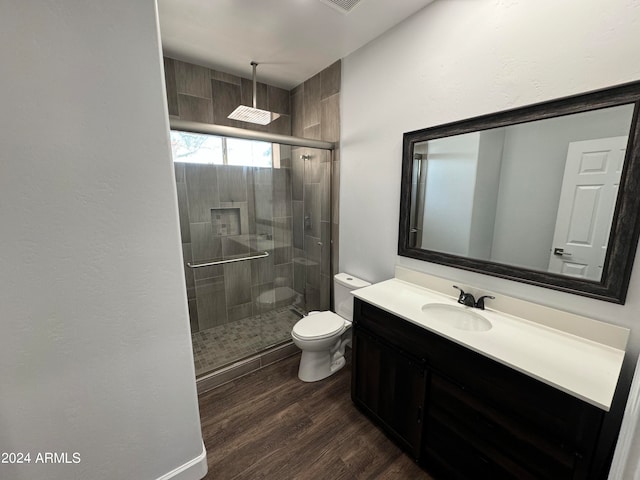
top-left (291, 61), bottom-right (341, 309)
top-left (175, 162), bottom-right (294, 333)
top-left (163, 56), bottom-right (340, 331)
top-left (163, 57), bottom-right (292, 134)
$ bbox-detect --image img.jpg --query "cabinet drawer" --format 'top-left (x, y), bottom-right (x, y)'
top-left (425, 334), bottom-right (604, 451)
top-left (355, 298), bottom-right (431, 361)
top-left (428, 373), bottom-right (576, 479)
top-left (423, 414), bottom-right (521, 480)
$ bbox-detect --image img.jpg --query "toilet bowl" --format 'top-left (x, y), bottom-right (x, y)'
top-left (291, 311), bottom-right (351, 382)
top-left (291, 273), bottom-right (370, 382)
top-left (256, 285), bottom-right (299, 310)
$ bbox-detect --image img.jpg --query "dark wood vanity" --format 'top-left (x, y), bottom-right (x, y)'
top-left (351, 298), bottom-right (613, 479)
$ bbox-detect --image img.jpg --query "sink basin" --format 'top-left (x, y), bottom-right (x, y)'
top-left (421, 303), bottom-right (492, 332)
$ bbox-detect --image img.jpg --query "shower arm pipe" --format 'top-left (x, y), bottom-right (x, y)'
top-left (169, 118), bottom-right (335, 151)
top-left (251, 61), bottom-right (258, 109)
top-left (187, 251), bottom-right (270, 269)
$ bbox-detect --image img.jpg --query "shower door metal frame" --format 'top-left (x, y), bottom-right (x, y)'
top-left (170, 118), bottom-right (336, 151)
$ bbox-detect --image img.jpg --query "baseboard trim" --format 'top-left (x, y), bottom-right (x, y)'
top-left (197, 342), bottom-right (300, 395)
top-left (155, 441), bottom-right (207, 480)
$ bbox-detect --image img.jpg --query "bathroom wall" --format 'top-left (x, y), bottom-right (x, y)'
top-left (468, 129), bottom-right (504, 261)
top-left (421, 132), bottom-right (479, 256)
top-left (290, 61), bottom-right (342, 309)
top-left (340, 0), bottom-right (640, 477)
top-left (0, 1), bottom-right (205, 480)
top-left (341, 0), bottom-right (640, 347)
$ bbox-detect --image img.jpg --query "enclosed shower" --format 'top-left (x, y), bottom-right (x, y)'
top-left (170, 121), bottom-right (333, 378)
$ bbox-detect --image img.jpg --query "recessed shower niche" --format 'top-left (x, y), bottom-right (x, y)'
top-left (211, 207), bottom-right (241, 237)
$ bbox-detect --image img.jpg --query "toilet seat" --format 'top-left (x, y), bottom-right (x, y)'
top-left (292, 311), bottom-right (345, 340)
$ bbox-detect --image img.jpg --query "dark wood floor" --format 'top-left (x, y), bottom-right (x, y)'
top-left (198, 353), bottom-right (432, 479)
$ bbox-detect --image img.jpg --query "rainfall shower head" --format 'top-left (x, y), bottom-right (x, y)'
top-left (228, 62), bottom-right (281, 126)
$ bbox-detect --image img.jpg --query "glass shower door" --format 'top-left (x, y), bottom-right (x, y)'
top-left (171, 130), bottom-right (331, 377)
top-left (253, 144), bottom-right (332, 351)
top-left (292, 146), bottom-right (332, 314)
top-left (249, 142), bottom-right (300, 352)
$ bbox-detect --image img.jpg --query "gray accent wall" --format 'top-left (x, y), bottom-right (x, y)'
top-left (176, 162), bottom-right (294, 332)
top-left (291, 60), bottom-right (341, 310)
top-left (164, 57), bottom-right (292, 135)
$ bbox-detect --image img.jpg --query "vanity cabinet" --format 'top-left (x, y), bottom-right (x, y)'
top-left (351, 326), bottom-right (427, 458)
top-left (351, 298), bottom-right (606, 480)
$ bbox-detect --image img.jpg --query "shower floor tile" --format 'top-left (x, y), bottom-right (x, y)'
top-left (191, 306), bottom-right (302, 377)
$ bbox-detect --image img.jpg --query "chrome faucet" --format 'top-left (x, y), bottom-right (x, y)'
top-left (453, 286), bottom-right (495, 310)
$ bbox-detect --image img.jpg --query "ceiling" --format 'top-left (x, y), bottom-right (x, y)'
top-left (157, 0), bottom-right (435, 90)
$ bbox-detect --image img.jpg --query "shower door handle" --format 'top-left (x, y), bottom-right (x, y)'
top-left (187, 251), bottom-right (269, 268)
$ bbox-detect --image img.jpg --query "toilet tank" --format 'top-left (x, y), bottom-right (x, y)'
top-left (334, 273), bottom-right (371, 321)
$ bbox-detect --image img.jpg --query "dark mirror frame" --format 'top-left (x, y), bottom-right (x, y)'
top-left (399, 81), bottom-right (640, 304)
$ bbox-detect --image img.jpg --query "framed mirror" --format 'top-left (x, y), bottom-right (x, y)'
top-left (399, 81), bottom-right (640, 304)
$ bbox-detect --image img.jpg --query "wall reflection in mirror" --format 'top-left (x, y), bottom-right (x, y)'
top-left (409, 104), bottom-right (634, 282)
top-left (399, 81), bottom-right (640, 303)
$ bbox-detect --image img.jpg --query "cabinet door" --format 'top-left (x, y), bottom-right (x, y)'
top-left (424, 373), bottom-right (574, 479)
top-left (351, 326), bottom-right (427, 459)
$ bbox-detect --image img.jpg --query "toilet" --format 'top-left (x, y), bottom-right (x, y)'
top-left (291, 273), bottom-right (371, 382)
top-left (255, 284), bottom-right (300, 310)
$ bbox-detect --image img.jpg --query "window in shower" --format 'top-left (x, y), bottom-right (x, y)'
top-left (226, 137), bottom-right (272, 167)
top-left (170, 131), bottom-right (223, 164)
top-left (170, 130), bottom-right (273, 167)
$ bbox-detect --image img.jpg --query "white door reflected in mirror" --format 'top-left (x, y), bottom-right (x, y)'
top-left (548, 136), bottom-right (627, 281)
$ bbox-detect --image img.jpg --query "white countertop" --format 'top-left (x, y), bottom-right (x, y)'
top-left (352, 278), bottom-right (626, 411)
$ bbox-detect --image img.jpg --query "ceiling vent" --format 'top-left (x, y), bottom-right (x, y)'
top-left (319, 0), bottom-right (363, 14)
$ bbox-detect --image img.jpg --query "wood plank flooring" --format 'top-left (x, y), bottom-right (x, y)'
top-left (198, 353), bottom-right (432, 479)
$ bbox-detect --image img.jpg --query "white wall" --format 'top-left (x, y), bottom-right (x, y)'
top-left (468, 129), bottom-right (504, 260)
top-left (341, 0), bottom-right (640, 343)
top-left (0, 2), bottom-right (205, 480)
top-left (341, 0), bottom-right (640, 476)
top-left (421, 133), bottom-right (479, 255)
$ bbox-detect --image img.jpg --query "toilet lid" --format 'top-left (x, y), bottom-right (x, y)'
top-left (293, 312), bottom-right (345, 340)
